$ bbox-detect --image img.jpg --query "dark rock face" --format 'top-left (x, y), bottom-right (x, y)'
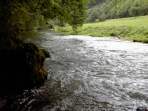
top-left (137, 107), bottom-right (148, 111)
top-left (0, 43), bottom-right (49, 95)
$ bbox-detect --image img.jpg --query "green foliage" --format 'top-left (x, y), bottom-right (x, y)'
top-left (54, 0), bottom-right (88, 31)
top-left (87, 0), bottom-right (148, 22)
top-left (56, 15), bottom-right (148, 43)
top-left (0, 0), bottom-right (88, 39)
top-left (67, 0), bottom-right (88, 32)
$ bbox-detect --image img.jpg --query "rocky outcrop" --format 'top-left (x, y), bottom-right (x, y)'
top-left (0, 42), bottom-right (50, 95)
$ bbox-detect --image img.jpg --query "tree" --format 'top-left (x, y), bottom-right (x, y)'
top-left (67, 0), bottom-right (88, 32)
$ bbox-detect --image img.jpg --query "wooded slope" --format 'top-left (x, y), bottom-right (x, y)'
top-left (87, 0), bottom-right (148, 22)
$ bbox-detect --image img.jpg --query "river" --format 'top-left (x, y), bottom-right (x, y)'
top-left (9, 32), bottom-right (148, 111)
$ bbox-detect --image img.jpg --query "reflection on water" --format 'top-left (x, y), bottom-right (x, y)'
top-left (10, 32), bottom-right (148, 111)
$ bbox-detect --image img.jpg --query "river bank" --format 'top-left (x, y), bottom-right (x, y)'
top-left (55, 15), bottom-right (148, 43)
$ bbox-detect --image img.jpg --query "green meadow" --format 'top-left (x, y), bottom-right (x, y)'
top-left (55, 16), bottom-right (148, 43)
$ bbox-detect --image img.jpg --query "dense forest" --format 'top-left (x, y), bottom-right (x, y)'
top-left (87, 0), bottom-right (148, 22)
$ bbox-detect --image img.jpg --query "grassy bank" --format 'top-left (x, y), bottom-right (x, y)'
top-left (55, 16), bottom-right (148, 43)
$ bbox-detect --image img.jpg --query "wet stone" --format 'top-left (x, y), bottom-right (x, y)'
top-left (137, 107), bottom-right (148, 111)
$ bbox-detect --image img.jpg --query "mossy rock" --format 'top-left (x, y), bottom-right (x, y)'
top-left (0, 43), bottom-right (50, 95)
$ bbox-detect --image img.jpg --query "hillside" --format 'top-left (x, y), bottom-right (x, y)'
top-left (87, 0), bottom-right (148, 22)
top-left (56, 15), bottom-right (148, 43)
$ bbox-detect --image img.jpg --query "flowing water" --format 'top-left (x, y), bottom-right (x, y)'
top-left (5, 32), bottom-right (148, 111)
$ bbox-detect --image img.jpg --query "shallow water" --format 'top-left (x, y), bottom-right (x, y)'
top-left (15, 32), bottom-right (148, 111)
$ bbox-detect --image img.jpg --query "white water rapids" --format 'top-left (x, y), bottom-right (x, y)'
top-left (19, 32), bottom-right (148, 111)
